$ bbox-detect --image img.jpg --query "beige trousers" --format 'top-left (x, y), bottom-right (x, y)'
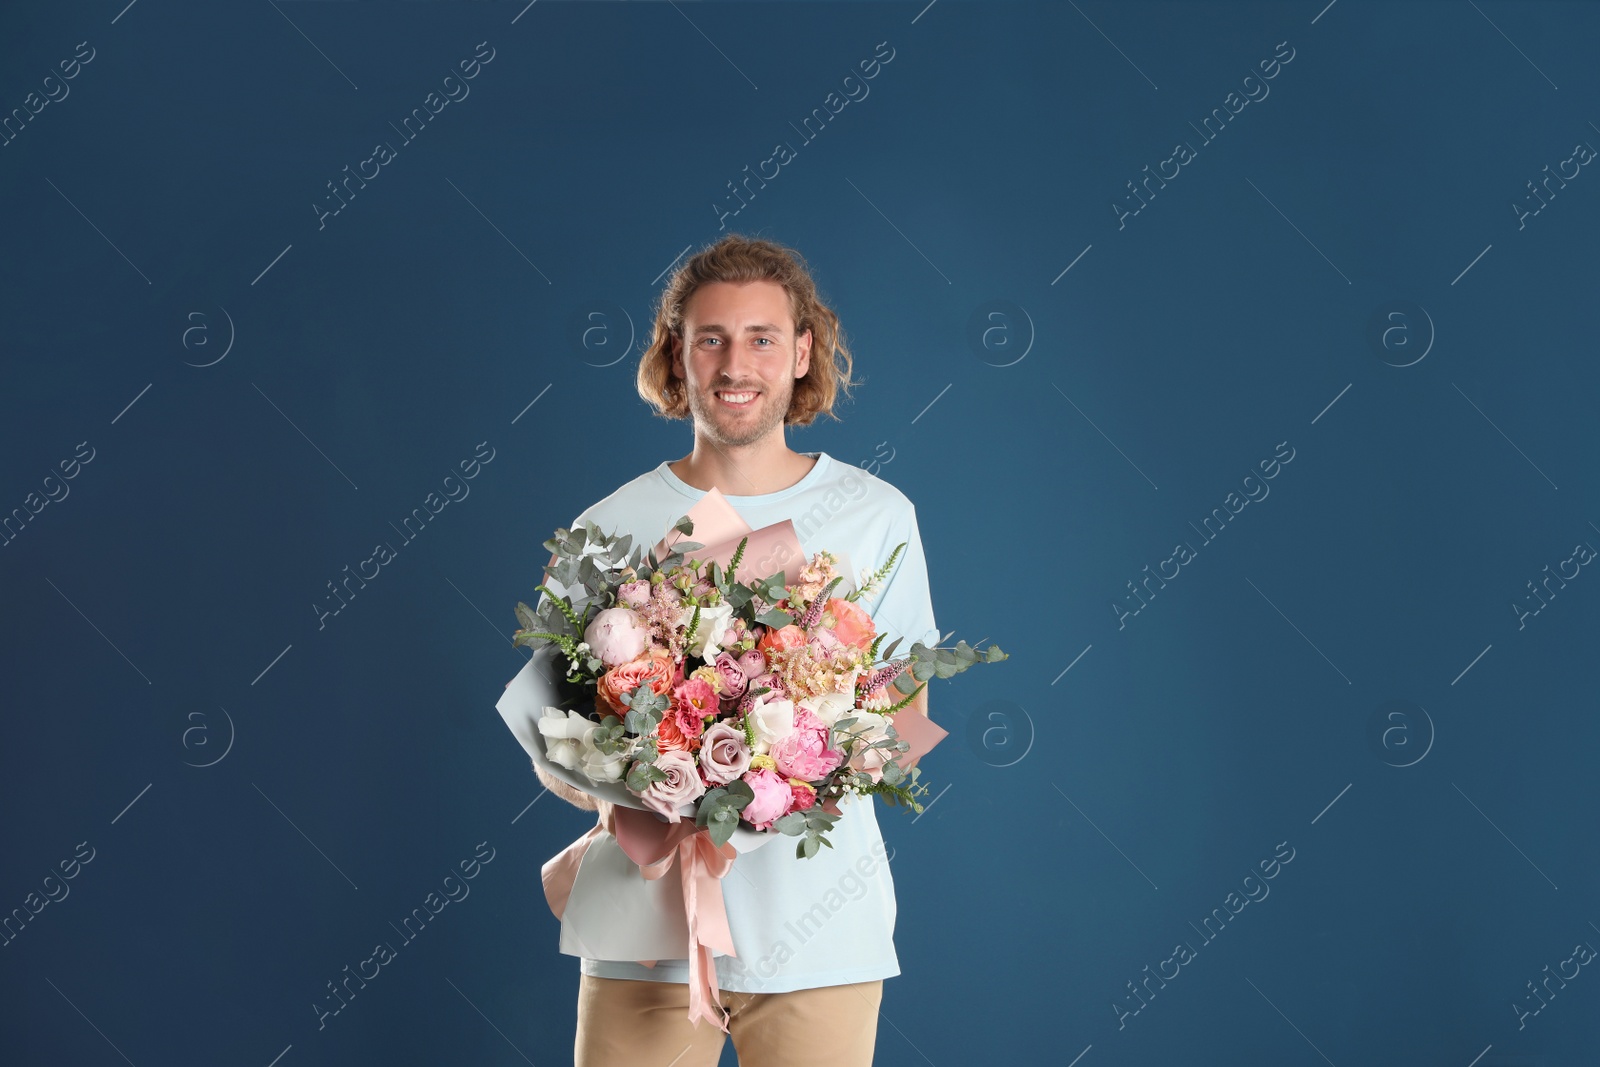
top-left (574, 973), bottom-right (884, 1066)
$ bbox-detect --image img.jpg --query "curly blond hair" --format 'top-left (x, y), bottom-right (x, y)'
top-left (636, 233), bottom-right (858, 425)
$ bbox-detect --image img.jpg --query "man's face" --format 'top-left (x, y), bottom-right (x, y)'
top-left (671, 279), bottom-right (812, 449)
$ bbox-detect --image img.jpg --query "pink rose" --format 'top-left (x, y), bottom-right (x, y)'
top-left (740, 767), bottom-right (793, 830)
top-left (768, 707), bottom-right (844, 781)
top-left (737, 649), bottom-right (766, 680)
top-left (713, 651), bottom-right (749, 700)
top-left (617, 580), bottom-right (651, 608)
top-left (584, 607), bottom-right (649, 668)
top-left (639, 749), bottom-right (707, 822)
top-left (699, 722), bottom-right (752, 785)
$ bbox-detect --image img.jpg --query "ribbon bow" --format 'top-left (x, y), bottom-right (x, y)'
top-left (540, 806), bottom-right (740, 1031)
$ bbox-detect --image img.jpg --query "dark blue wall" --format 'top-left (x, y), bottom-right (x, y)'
top-left (3, 1), bottom-right (1597, 1064)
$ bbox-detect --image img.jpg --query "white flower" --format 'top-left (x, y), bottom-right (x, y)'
top-left (536, 707), bottom-right (626, 783)
top-left (798, 689), bottom-right (859, 729)
top-left (746, 694), bottom-right (795, 756)
top-left (679, 599), bottom-right (735, 661)
top-left (798, 667), bottom-right (862, 728)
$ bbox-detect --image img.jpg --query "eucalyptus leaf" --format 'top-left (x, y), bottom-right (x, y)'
top-left (772, 812), bottom-right (807, 836)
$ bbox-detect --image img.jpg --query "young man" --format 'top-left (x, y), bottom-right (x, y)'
top-left (535, 234), bottom-right (939, 1067)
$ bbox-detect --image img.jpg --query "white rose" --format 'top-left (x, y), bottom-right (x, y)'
top-left (537, 707), bottom-right (626, 783)
top-left (746, 695), bottom-right (795, 756)
top-left (798, 689), bottom-right (860, 729)
top-left (679, 600), bottom-right (735, 661)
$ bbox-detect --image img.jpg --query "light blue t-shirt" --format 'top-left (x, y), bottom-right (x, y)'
top-left (539, 451), bottom-right (939, 993)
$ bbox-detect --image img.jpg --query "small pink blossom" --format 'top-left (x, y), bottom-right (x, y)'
top-left (670, 677), bottom-right (716, 740)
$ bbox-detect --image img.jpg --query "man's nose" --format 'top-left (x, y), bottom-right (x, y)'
top-left (720, 341), bottom-right (758, 379)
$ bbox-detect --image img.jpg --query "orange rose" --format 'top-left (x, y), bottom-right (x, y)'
top-left (656, 713), bottom-right (698, 753)
top-left (757, 623), bottom-right (808, 656)
top-left (825, 597), bottom-right (877, 651)
top-left (596, 648), bottom-right (675, 717)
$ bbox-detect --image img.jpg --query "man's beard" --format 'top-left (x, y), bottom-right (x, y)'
top-left (686, 376), bottom-right (793, 447)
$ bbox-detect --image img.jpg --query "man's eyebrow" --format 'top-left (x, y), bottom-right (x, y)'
top-left (690, 323), bottom-right (787, 336)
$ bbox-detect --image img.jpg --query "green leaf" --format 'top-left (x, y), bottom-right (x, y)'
top-left (755, 608), bottom-right (795, 628)
top-left (772, 812), bottom-right (807, 836)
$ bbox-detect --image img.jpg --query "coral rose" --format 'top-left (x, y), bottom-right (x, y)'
top-left (824, 597), bottom-right (877, 651)
top-left (757, 624), bottom-right (808, 656)
top-left (596, 648), bottom-right (675, 717)
top-left (656, 713), bottom-right (696, 753)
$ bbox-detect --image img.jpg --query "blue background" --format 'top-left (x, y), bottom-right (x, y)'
top-left (3, 1), bottom-right (1597, 1064)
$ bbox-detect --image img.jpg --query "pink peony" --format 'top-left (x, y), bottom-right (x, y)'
top-left (617, 580), bottom-right (651, 608)
top-left (768, 707), bottom-right (844, 781)
top-left (639, 749), bottom-right (706, 822)
top-left (740, 767), bottom-right (794, 830)
top-left (584, 607), bottom-right (649, 667)
top-left (699, 722), bottom-right (752, 785)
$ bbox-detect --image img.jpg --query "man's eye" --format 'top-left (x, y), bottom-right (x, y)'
top-left (755, 337), bottom-right (772, 346)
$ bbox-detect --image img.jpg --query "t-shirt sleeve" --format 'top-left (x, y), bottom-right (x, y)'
top-left (863, 502), bottom-right (939, 657)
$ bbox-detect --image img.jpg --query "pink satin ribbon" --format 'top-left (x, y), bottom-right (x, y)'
top-left (540, 808), bottom-right (739, 1031)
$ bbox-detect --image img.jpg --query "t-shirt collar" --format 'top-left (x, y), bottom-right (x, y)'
top-left (655, 451), bottom-right (832, 505)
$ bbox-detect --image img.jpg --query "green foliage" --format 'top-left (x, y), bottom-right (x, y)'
top-left (696, 779), bottom-right (755, 848)
top-left (626, 759), bottom-right (667, 793)
top-left (847, 542), bottom-right (904, 602)
top-left (622, 684), bottom-right (669, 735)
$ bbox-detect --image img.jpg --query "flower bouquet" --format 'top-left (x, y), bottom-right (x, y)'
top-left (498, 488), bottom-right (1006, 860)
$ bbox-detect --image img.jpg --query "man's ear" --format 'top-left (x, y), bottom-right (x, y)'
top-left (669, 332), bottom-right (683, 377)
top-left (795, 328), bottom-right (812, 378)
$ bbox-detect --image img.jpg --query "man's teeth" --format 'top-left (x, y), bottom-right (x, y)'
top-left (717, 391), bottom-right (758, 403)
